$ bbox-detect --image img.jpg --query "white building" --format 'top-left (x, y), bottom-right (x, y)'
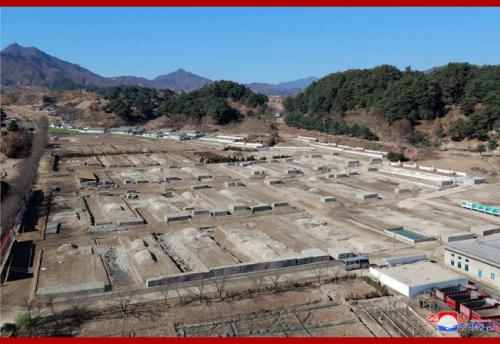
top-left (184, 130), bottom-right (203, 139)
top-left (109, 126), bottom-right (133, 135)
top-left (49, 122), bottom-right (62, 128)
top-left (142, 131), bottom-right (162, 138)
top-left (85, 127), bottom-right (106, 134)
top-left (444, 235), bottom-right (500, 291)
top-left (215, 134), bottom-right (246, 142)
top-left (164, 132), bottom-right (188, 141)
top-left (370, 261), bottom-right (468, 298)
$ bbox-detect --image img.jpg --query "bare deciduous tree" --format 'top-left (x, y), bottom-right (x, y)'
top-left (214, 278), bottom-right (227, 300)
top-left (271, 273), bottom-right (281, 291)
top-left (69, 300), bottom-right (88, 317)
top-left (251, 276), bottom-right (265, 293)
top-left (175, 289), bottom-right (187, 305)
top-left (160, 286), bottom-right (170, 308)
top-left (314, 267), bottom-right (324, 286)
top-left (116, 295), bottom-right (133, 318)
top-left (45, 296), bottom-right (60, 326)
top-left (188, 280), bottom-right (205, 302)
top-left (30, 300), bottom-right (44, 322)
top-left (332, 267), bottom-right (341, 283)
top-left (22, 296), bottom-right (34, 314)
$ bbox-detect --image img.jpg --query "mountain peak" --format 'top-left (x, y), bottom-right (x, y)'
top-left (1, 43), bottom-right (114, 89)
top-left (151, 69), bottom-right (212, 90)
top-left (2, 42), bottom-right (22, 51)
top-left (2, 42), bottom-right (22, 50)
top-left (2, 43), bottom-right (41, 56)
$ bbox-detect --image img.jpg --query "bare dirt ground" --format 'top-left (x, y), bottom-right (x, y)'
top-left (277, 124), bottom-right (499, 179)
top-left (31, 277), bottom-right (379, 337)
top-left (0, 156), bottom-right (21, 183)
top-left (267, 96), bottom-right (285, 112)
top-left (2, 92), bottom-right (499, 338)
top-left (2, 92), bottom-right (125, 127)
top-left (417, 150), bottom-right (500, 179)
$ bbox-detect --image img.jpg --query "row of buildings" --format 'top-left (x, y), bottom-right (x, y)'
top-left (370, 235), bottom-right (500, 298)
top-left (50, 122), bottom-right (271, 147)
top-left (49, 122), bottom-right (203, 141)
top-left (369, 235), bottom-right (500, 331)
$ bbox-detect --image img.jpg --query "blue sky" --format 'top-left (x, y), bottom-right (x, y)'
top-left (1, 7), bottom-right (499, 84)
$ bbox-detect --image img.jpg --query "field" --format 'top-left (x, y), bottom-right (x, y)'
top-left (1, 120), bottom-right (499, 337)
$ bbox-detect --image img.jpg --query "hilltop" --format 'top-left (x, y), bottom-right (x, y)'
top-left (0, 43), bottom-right (115, 89)
top-left (284, 64), bottom-right (500, 147)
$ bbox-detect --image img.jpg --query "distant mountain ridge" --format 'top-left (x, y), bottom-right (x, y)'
top-left (109, 68), bottom-right (213, 91)
top-left (1, 43), bottom-right (115, 89)
top-left (1, 43), bottom-right (317, 95)
top-left (245, 83), bottom-right (295, 96)
top-left (246, 77), bottom-right (318, 96)
top-left (277, 77), bottom-right (318, 90)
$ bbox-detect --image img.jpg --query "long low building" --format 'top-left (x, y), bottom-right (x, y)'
top-left (370, 261), bottom-right (468, 298)
top-left (444, 235), bottom-right (500, 291)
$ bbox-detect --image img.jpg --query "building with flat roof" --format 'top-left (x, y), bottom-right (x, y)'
top-left (444, 235), bottom-right (500, 291)
top-left (370, 261), bottom-right (468, 298)
top-left (77, 171), bottom-right (98, 186)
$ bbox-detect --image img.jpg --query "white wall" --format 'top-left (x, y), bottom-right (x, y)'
top-left (444, 249), bottom-right (500, 291)
top-left (370, 266), bottom-right (468, 298)
top-left (370, 267), bottom-right (410, 297)
top-left (408, 278), bottom-right (468, 297)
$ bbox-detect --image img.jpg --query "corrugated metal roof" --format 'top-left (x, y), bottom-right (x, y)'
top-left (446, 235), bottom-right (500, 268)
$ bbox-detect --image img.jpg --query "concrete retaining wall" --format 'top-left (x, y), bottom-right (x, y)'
top-left (164, 214), bottom-right (191, 223)
top-left (272, 201), bottom-right (290, 208)
top-left (441, 232), bottom-right (476, 242)
top-left (191, 184), bottom-right (210, 190)
top-left (251, 204), bottom-right (272, 213)
top-left (192, 209), bottom-right (210, 217)
top-left (470, 226), bottom-right (500, 236)
top-left (30, 249), bottom-right (44, 300)
top-left (146, 254), bottom-right (331, 287)
top-left (37, 281), bottom-right (107, 297)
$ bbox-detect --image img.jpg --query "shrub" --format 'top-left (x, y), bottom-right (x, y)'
top-left (488, 138), bottom-right (498, 151)
top-left (408, 131), bottom-right (430, 146)
top-left (1, 131), bottom-right (33, 158)
top-left (387, 151), bottom-right (409, 162)
top-left (42, 95), bottom-right (56, 106)
top-left (7, 121), bottom-right (20, 132)
top-left (15, 312), bottom-right (33, 336)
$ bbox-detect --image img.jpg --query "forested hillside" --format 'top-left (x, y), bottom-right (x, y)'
top-left (100, 80), bottom-right (268, 125)
top-left (284, 63), bottom-right (500, 143)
